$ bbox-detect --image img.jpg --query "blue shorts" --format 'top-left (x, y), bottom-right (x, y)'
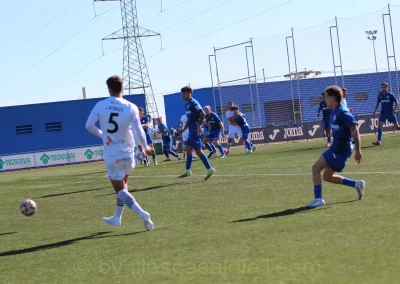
top-left (146, 133), bottom-right (153, 145)
top-left (206, 130), bottom-right (222, 140)
top-left (242, 126), bottom-right (250, 140)
top-left (322, 148), bottom-right (353, 172)
top-left (323, 120), bottom-right (331, 130)
top-left (186, 131), bottom-right (202, 150)
top-left (162, 140), bottom-right (172, 150)
top-left (379, 112), bottom-right (398, 123)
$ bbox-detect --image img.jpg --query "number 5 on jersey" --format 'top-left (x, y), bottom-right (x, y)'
top-left (107, 113), bottom-right (119, 133)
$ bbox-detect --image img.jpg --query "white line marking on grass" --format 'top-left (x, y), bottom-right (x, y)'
top-left (4, 171), bottom-right (399, 182)
top-left (128, 171), bottom-right (400, 178)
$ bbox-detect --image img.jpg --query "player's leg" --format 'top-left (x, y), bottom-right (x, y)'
top-left (147, 136), bottom-right (157, 165)
top-left (104, 155), bottom-right (154, 230)
top-left (214, 137), bottom-right (227, 157)
top-left (241, 128), bottom-right (252, 154)
top-left (178, 145), bottom-right (194, 178)
top-left (203, 136), bottom-right (214, 157)
top-left (325, 125), bottom-right (332, 146)
top-left (389, 114), bottom-right (400, 130)
top-left (226, 125), bottom-right (234, 153)
top-left (305, 154), bottom-right (328, 208)
top-left (167, 140), bottom-right (181, 160)
top-left (162, 144), bottom-right (171, 161)
top-left (373, 114), bottom-right (386, 145)
top-left (322, 167), bottom-right (365, 200)
top-left (210, 142), bottom-right (217, 156)
top-left (193, 136), bottom-right (215, 180)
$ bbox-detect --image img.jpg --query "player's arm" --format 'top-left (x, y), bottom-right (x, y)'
top-left (350, 124), bottom-right (362, 164)
top-left (85, 110), bottom-right (103, 139)
top-left (197, 110), bottom-right (205, 127)
top-left (147, 127), bottom-right (160, 134)
top-left (317, 105), bottom-right (322, 117)
top-left (131, 107), bottom-right (148, 150)
top-left (373, 96), bottom-right (381, 117)
top-left (392, 95), bottom-right (398, 114)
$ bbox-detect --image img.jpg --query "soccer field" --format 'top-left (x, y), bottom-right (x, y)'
top-left (1, 134), bottom-right (400, 284)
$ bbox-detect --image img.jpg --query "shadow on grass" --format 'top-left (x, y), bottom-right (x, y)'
top-left (94, 181), bottom-right (203, 197)
top-left (0, 230), bottom-right (157, 257)
top-left (231, 207), bottom-right (329, 223)
top-left (36, 187), bottom-right (109, 199)
top-left (326, 199), bottom-right (358, 206)
top-left (74, 171), bottom-right (106, 177)
top-left (0, 232), bottom-right (17, 237)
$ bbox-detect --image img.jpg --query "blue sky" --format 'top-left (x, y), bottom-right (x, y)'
top-left (1, 0), bottom-right (400, 119)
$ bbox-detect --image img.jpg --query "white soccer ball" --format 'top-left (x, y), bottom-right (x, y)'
top-left (20, 199), bottom-right (37, 217)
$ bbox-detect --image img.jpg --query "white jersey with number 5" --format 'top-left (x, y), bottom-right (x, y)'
top-left (88, 97), bottom-right (146, 158)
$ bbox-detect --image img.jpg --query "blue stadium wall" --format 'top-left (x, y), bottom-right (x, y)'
top-left (0, 95), bottom-right (146, 155)
top-left (164, 71), bottom-right (399, 128)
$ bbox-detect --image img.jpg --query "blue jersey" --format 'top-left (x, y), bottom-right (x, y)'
top-left (330, 105), bottom-right (357, 154)
top-left (206, 112), bottom-right (222, 131)
top-left (234, 114), bottom-right (249, 130)
top-left (201, 124), bottom-right (208, 134)
top-left (158, 123), bottom-right (171, 143)
top-left (318, 101), bottom-right (332, 121)
top-left (185, 98), bottom-right (203, 132)
top-left (377, 92), bottom-right (397, 114)
top-left (140, 116), bottom-right (150, 134)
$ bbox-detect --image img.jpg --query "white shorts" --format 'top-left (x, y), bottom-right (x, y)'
top-left (182, 130), bottom-right (189, 142)
top-left (228, 125), bottom-right (243, 139)
top-left (104, 153), bottom-right (136, 180)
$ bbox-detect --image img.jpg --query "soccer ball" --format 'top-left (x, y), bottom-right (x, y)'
top-left (20, 200), bottom-right (37, 217)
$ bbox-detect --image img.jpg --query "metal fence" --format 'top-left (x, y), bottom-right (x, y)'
top-left (208, 4), bottom-right (400, 128)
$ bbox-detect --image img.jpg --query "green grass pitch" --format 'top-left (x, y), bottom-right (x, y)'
top-left (1, 134), bottom-right (400, 284)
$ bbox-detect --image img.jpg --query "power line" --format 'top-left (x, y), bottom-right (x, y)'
top-left (160, 0), bottom-right (232, 33)
top-left (163, 0), bottom-right (295, 50)
top-left (0, 0), bottom-right (78, 66)
top-left (29, 55), bottom-right (104, 104)
top-left (0, 5), bottom-right (117, 92)
top-left (28, 42), bottom-right (122, 103)
top-left (142, 0), bottom-right (196, 26)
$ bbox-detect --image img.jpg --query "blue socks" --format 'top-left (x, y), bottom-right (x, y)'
top-left (152, 154), bottom-right (156, 162)
top-left (186, 154), bottom-right (193, 171)
top-left (245, 141), bottom-right (252, 151)
top-left (342, 178), bottom-right (356, 187)
top-left (327, 136), bottom-right (331, 143)
top-left (168, 150), bottom-right (179, 158)
top-left (378, 128), bottom-right (382, 142)
top-left (205, 143), bottom-right (213, 152)
top-left (314, 185), bottom-right (322, 199)
top-left (163, 150), bottom-right (170, 159)
top-left (249, 141), bottom-right (254, 148)
top-left (199, 153), bottom-right (212, 170)
top-left (217, 144), bottom-right (225, 155)
top-left (210, 143), bottom-right (217, 153)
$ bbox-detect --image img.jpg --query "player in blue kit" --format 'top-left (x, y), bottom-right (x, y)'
top-left (156, 117), bottom-right (181, 162)
top-left (177, 86), bottom-right (215, 180)
top-left (372, 82), bottom-right (400, 146)
top-left (231, 106), bottom-right (256, 154)
top-left (202, 121), bottom-right (218, 157)
top-left (139, 107), bottom-right (158, 166)
top-left (306, 86), bottom-right (365, 208)
top-left (203, 106), bottom-right (227, 158)
top-left (317, 92), bottom-right (332, 147)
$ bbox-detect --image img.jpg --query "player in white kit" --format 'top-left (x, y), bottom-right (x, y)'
top-left (178, 114), bottom-right (196, 159)
top-left (225, 101), bottom-right (243, 154)
top-left (85, 75), bottom-right (154, 231)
